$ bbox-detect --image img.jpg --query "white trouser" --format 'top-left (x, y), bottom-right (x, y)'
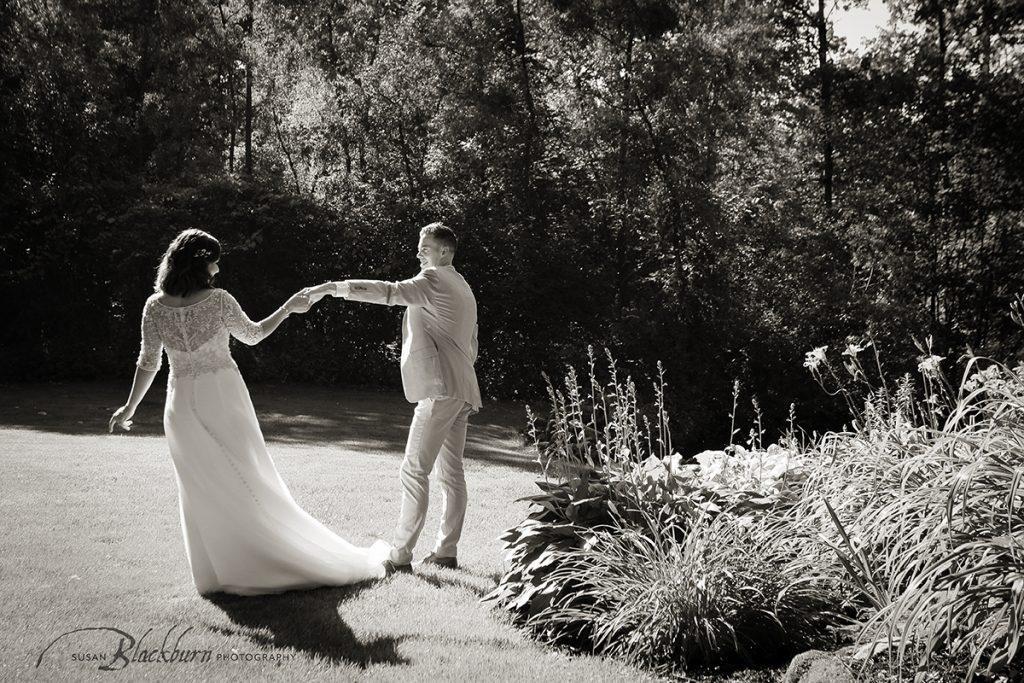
top-left (390, 397), bottom-right (473, 564)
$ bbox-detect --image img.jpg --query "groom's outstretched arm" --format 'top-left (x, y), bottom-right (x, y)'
top-left (331, 269), bottom-right (437, 307)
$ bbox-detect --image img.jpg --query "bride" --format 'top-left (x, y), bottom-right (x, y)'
top-left (108, 229), bottom-right (388, 595)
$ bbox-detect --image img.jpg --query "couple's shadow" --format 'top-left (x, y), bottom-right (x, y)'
top-left (205, 582), bottom-right (408, 668)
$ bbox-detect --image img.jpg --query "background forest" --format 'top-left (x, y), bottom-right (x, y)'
top-left (2, 0), bottom-right (1023, 451)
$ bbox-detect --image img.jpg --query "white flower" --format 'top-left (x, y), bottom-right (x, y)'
top-left (917, 354), bottom-right (944, 376)
top-left (661, 452), bottom-right (685, 476)
top-left (642, 455), bottom-right (666, 481)
top-left (765, 457), bottom-right (792, 480)
top-left (694, 449), bottom-right (727, 471)
top-left (734, 515), bottom-right (755, 528)
top-left (843, 339), bottom-right (869, 357)
top-left (693, 450), bottom-right (730, 484)
top-left (803, 346), bottom-right (828, 371)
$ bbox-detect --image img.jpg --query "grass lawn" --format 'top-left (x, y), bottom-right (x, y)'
top-left (0, 381), bottom-right (652, 682)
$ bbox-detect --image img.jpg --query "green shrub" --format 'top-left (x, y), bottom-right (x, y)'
top-left (528, 510), bottom-right (843, 671)
top-left (485, 348), bottom-right (842, 672)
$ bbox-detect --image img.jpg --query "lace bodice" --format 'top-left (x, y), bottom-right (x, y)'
top-left (136, 289), bottom-right (267, 380)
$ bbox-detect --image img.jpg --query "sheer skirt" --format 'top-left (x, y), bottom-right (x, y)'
top-left (163, 367), bottom-right (387, 595)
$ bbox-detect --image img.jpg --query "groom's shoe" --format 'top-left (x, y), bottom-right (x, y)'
top-left (384, 560), bottom-right (414, 576)
top-left (419, 552), bottom-right (458, 570)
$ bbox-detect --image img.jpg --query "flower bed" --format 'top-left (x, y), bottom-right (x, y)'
top-left (485, 341), bottom-right (1024, 680)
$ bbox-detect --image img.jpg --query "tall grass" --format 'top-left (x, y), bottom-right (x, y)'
top-left (528, 511), bottom-right (842, 672)
top-left (796, 345), bottom-right (1024, 679)
top-left (527, 347), bottom-right (673, 477)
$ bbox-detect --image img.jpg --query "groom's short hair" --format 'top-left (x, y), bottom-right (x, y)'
top-left (420, 222), bottom-right (458, 253)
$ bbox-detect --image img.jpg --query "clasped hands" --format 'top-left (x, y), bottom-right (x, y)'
top-left (288, 282), bottom-right (347, 314)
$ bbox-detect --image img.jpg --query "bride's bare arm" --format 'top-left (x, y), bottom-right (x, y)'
top-left (254, 292), bottom-right (311, 338)
top-left (222, 290), bottom-right (312, 345)
top-left (110, 299), bottom-right (162, 432)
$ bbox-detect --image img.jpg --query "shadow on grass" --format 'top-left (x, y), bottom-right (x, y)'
top-left (205, 583), bottom-right (409, 668)
top-left (0, 381), bottom-right (538, 472)
top-left (412, 569), bottom-right (497, 599)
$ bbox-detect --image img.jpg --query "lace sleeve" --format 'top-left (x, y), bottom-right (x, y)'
top-left (220, 290), bottom-right (267, 346)
top-left (136, 299), bottom-right (164, 372)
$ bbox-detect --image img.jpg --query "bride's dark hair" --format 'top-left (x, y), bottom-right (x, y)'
top-left (155, 229), bottom-right (222, 297)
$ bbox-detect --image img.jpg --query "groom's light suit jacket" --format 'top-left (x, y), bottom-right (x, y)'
top-left (346, 265), bottom-right (482, 412)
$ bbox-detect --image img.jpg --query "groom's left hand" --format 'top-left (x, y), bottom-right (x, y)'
top-left (303, 283), bottom-right (336, 303)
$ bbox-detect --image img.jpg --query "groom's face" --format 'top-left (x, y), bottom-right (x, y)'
top-left (417, 235), bottom-right (443, 269)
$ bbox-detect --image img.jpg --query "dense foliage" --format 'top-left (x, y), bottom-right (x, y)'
top-left (2, 0), bottom-right (1023, 449)
top-left (487, 337), bottom-right (1024, 678)
top-left (484, 351), bottom-right (843, 670)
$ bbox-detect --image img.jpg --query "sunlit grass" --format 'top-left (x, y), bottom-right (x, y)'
top-left (0, 383), bottom-right (648, 681)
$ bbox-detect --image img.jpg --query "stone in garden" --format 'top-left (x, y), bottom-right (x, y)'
top-left (783, 649), bottom-right (855, 683)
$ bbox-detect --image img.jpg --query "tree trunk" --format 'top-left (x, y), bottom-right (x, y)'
top-left (229, 116), bottom-right (236, 173)
top-left (269, 83), bottom-right (300, 193)
top-left (133, 0), bottom-right (160, 173)
top-left (244, 64), bottom-right (253, 175)
top-left (342, 125), bottom-right (352, 178)
top-left (244, 0), bottom-right (254, 176)
top-left (817, 0), bottom-right (833, 208)
top-left (505, 0), bottom-right (537, 178)
top-left (613, 35), bottom-right (635, 321)
top-left (980, 0), bottom-right (992, 79)
top-left (395, 120), bottom-right (417, 197)
top-left (504, 0), bottom-right (549, 249)
top-left (217, 0), bottom-right (237, 173)
top-left (932, 0), bottom-right (949, 328)
top-left (637, 99), bottom-right (688, 309)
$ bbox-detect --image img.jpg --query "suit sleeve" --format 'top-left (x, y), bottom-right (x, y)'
top-left (344, 269), bottom-right (436, 307)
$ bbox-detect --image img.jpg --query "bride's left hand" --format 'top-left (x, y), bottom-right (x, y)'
top-left (109, 404), bottom-right (135, 433)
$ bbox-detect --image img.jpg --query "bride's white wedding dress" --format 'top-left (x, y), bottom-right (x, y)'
top-left (136, 288), bottom-right (388, 595)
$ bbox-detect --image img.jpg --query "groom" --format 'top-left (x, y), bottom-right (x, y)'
top-left (307, 222), bottom-right (481, 573)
